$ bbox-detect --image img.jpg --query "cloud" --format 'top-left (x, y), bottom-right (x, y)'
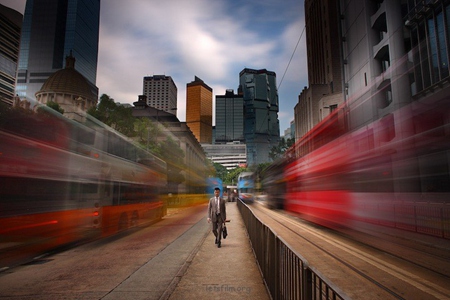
top-left (7, 0), bottom-right (306, 132)
top-left (97, 0), bottom-right (287, 120)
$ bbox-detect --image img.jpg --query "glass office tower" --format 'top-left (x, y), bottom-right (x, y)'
top-left (239, 68), bottom-right (280, 166)
top-left (0, 4), bottom-right (22, 106)
top-left (16, 0), bottom-right (100, 102)
top-left (215, 89), bottom-right (244, 143)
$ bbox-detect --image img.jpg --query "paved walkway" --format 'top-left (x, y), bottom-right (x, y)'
top-left (168, 201), bottom-right (270, 300)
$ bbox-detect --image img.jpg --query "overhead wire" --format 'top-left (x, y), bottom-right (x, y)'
top-left (255, 24), bottom-right (307, 139)
top-left (278, 25), bottom-right (306, 90)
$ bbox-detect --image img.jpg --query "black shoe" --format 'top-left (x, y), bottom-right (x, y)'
top-left (218, 241), bottom-right (221, 248)
top-left (215, 238), bottom-right (218, 244)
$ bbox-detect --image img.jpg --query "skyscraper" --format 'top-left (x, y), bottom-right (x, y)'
top-left (239, 68), bottom-right (280, 166)
top-left (142, 75), bottom-right (177, 114)
top-left (295, 0), bottom-right (343, 140)
top-left (186, 76), bottom-right (212, 144)
top-left (0, 4), bottom-right (22, 106)
top-left (215, 89), bottom-right (244, 143)
top-left (16, 0), bottom-right (100, 102)
top-left (305, 0), bottom-right (342, 90)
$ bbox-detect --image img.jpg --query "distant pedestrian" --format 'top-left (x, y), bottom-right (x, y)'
top-left (207, 187), bottom-right (227, 248)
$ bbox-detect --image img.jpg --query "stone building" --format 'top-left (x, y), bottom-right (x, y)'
top-left (35, 53), bottom-right (97, 121)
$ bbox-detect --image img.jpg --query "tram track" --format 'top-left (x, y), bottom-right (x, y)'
top-left (250, 201), bottom-right (450, 300)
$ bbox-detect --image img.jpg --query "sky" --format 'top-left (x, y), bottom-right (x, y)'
top-left (2, 0), bottom-right (308, 134)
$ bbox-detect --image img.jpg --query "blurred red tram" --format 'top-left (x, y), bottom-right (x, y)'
top-left (269, 94), bottom-right (450, 241)
top-left (0, 106), bottom-right (167, 269)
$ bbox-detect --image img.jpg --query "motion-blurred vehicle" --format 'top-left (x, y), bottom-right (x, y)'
top-left (263, 92), bottom-right (450, 243)
top-left (0, 106), bottom-right (167, 268)
top-left (237, 172), bottom-right (255, 203)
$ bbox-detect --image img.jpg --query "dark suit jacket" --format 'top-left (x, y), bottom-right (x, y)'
top-left (208, 196), bottom-right (226, 222)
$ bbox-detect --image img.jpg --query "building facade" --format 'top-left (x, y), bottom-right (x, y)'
top-left (215, 89), bottom-right (244, 144)
top-left (403, 0), bottom-right (450, 98)
top-left (239, 68), bottom-right (280, 166)
top-left (142, 75), bottom-right (177, 114)
top-left (35, 53), bottom-right (97, 121)
top-left (341, 0), bottom-right (411, 129)
top-left (0, 4), bottom-right (22, 106)
top-left (295, 0), bottom-right (344, 141)
top-left (16, 0), bottom-right (100, 102)
top-left (202, 142), bottom-right (247, 170)
top-left (186, 76), bottom-right (213, 144)
top-left (338, 0), bottom-right (450, 193)
top-left (132, 95), bottom-right (211, 194)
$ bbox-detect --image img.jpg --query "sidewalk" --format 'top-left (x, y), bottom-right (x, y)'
top-left (168, 201), bottom-right (271, 300)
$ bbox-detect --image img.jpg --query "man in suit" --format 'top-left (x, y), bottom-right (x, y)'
top-left (207, 187), bottom-right (227, 248)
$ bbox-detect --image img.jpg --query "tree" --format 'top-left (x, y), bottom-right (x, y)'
top-left (87, 94), bottom-right (187, 189)
top-left (159, 135), bottom-right (186, 187)
top-left (226, 167), bottom-right (247, 186)
top-left (88, 94), bottom-right (135, 136)
top-left (134, 117), bottom-right (160, 153)
top-left (113, 105), bottom-right (135, 136)
top-left (213, 163), bottom-right (229, 182)
top-left (87, 94), bottom-right (116, 125)
top-left (269, 137), bottom-right (294, 161)
top-left (46, 101), bottom-right (64, 114)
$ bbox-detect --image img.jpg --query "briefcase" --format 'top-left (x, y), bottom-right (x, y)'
top-left (223, 225), bottom-right (228, 239)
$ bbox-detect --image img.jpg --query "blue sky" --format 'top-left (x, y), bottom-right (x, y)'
top-left (2, 0), bottom-right (307, 134)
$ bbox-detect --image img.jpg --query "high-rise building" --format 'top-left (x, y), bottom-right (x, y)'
top-left (239, 68), bottom-right (280, 166)
top-left (215, 89), bottom-right (244, 143)
top-left (341, 0), bottom-right (411, 129)
top-left (16, 0), bottom-right (100, 102)
top-left (0, 4), bottom-right (22, 106)
top-left (403, 0), bottom-right (450, 98)
top-left (305, 0), bottom-right (342, 90)
top-left (186, 76), bottom-right (212, 144)
top-left (142, 75), bottom-right (177, 114)
top-left (295, 0), bottom-right (344, 140)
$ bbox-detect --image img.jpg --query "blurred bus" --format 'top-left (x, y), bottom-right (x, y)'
top-left (263, 90), bottom-right (450, 242)
top-left (0, 105), bottom-right (167, 269)
top-left (237, 172), bottom-right (254, 203)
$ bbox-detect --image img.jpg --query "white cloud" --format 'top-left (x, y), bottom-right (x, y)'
top-left (7, 0), bottom-right (306, 131)
top-left (98, 0), bottom-right (287, 117)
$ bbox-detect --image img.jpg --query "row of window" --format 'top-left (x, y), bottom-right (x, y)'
top-left (409, 1), bottom-right (450, 94)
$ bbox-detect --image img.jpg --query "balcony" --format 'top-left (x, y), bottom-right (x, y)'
top-left (375, 66), bottom-right (392, 90)
top-left (371, 1), bottom-right (387, 32)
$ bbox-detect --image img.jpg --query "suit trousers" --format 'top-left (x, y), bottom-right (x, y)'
top-left (212, 213), bottom-right (225, 241)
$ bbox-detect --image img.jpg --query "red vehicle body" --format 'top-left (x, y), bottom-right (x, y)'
top-left (266, 94), bottom-right (450, 241)
top-left (0, 107), bottom-right (167, 269)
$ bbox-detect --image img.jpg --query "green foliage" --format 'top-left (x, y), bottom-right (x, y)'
top-left (226, 167), bottom-right (247, 185)
top-left (160, 136), bottom-right (186, 185)
top-left (134, 117), bottom-right (160, 153)
top-left (211, 162), bottom-right (271, 187)
top-left (269, 137), bottom-right (295, 161)
top-left (88, 94), bottom-right (135, 136)
top-left (254, 162), bottom-right (271, 176)
top-left (213, 163), bottom-right (228, 181)
top-left (87, 93), bottom-right (187, 186)
top-left (46, 101), bottom-right (64, 114)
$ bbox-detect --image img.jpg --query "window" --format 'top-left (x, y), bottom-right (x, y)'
top-left (329, 104), bottom-right (338, 113)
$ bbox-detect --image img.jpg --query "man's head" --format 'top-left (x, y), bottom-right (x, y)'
top-left (214, 187), bottom-right (220, 197)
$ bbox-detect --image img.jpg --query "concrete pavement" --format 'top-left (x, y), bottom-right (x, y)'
top-left (167, 201), bottom-right (270, 300)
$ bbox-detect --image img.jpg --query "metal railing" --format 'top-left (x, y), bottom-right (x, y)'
top-left (237, 199), bottom-right (347, 300)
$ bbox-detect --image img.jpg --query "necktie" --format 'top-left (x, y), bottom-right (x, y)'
top-left (216, 198), bottom-right (219, 213)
